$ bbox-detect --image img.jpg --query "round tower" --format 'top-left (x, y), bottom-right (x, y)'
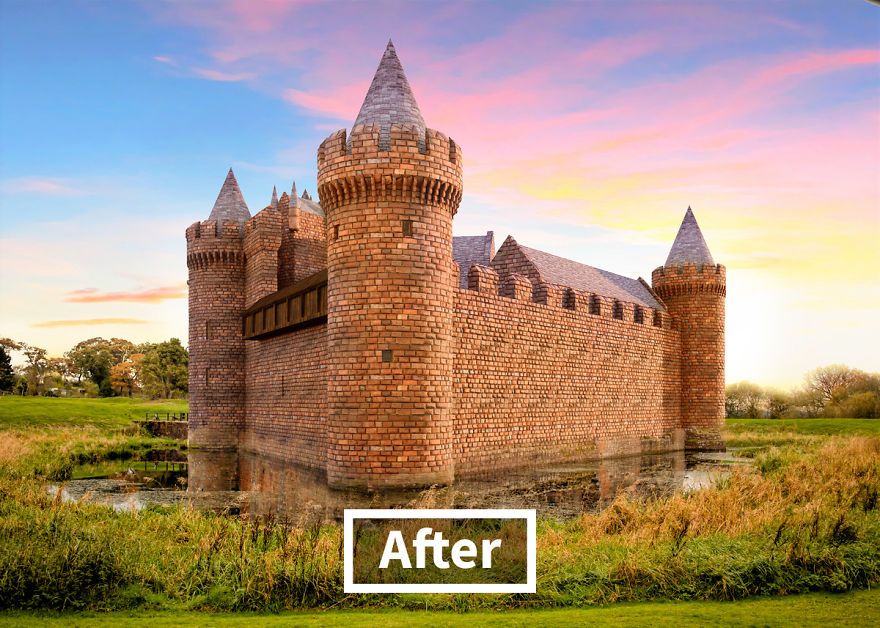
top-left (652, 207), bottom-right (726, 451)
top-left (185, 169), bottom-right (250, 451)
top-left (317, 41), bottom-right (463, 489)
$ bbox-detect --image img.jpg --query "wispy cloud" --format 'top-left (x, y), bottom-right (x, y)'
top-left (64, 284), bottom-right (187, 303)
top-left (192, 67), bottom-right (255, 82)
top-left (33, 318), bottom-right (149, 328)
top-left (0, 177), bottom-right (85, 196)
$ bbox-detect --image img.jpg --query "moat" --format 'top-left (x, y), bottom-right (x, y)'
top-left (50, 448), bottom-right (748, 522)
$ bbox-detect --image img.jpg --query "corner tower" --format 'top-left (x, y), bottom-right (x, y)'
top-left (185, 169), bottom-right (249, 451)
top-left (317, 41), bottom-right (463, 488)
top-left (652, 207), bottom-right (726, 450)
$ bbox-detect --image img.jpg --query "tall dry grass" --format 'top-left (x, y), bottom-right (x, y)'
top-left (0, 426), bottom-right (878, 611)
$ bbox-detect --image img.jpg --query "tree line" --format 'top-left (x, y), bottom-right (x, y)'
top-left (0, 337), bottom-right (188, 399)
top-left (726, 364), bottom-right (880, 419)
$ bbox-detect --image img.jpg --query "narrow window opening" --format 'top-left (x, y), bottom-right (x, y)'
top-left (333, 224), bottom-right (339, 240)
top-left (381, 349), bottom-right (393, 363)
top-left (634, 306), bottom-right (644, 324)
top-left (562, 288), bottom-right (576, 310)
top-left (402, 219), bottom-right (413, 237)
top-left (589, 294), bottom-right (600, 315)
top-left (281, 374), bottom-right (285, 397)
top-left (613, 300), bottom-right (623, 320)
top-left (653, 310), bottom-right (663, 328)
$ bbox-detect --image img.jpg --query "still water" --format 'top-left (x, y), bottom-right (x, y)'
top-left (50, 448), bottom-right (748, 522)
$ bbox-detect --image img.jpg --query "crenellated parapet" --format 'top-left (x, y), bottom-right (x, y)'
top-left (186, 220), bottom-right (245, 270)
top-left (652, 263), bottom-right (726, 299)
top-left (317, 124), bottom-right (463, 216)
top-left (463, 265), bottom-right (671, 330)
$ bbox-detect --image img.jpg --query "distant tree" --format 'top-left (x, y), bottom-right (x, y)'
top-left (110, 353), bottom-right (143, 397)
top-left (139, 339), bottom-right (188, 399)
top-left (18, 343), bottom-right (49, 396)
top-left (725, 381), bottom-right (765, 418)
top-left (65, 338), bottom-right (117, 388)
top-left (0, 346), bottom-right (14, 392)
top-left (765, 389), bottom-right (791, 419)
top-left (805, 365), bottom-right (861, 408)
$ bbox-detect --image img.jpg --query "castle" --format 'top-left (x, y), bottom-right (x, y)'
top-left (186, 41), bottom-right (726, 490)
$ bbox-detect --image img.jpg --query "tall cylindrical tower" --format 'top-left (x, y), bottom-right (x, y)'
top-left (185, 169), bottom-right (250, 451)
top-left (652, 207), bottom-right (726, 451)
top-left (317, 41), bottom-right (463, 488)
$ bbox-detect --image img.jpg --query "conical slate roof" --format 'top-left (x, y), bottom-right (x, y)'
top-left (352, 40), bottom-right (426, 149)
top-left (665, 207), bottom-right (714, 266)
top-left (208, 169), bottom-right (250, 224)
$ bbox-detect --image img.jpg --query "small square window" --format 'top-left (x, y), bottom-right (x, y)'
top-left (381, 349), bottom-right (393, 363)
top-left (402, 220), bottom-right (413, 237)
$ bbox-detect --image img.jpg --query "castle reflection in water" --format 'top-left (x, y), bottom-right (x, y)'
top-left (187, 448), bottom-right (727, 523)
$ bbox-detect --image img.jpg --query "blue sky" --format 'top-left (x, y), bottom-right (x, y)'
top-left (1, 0), bottom-right (878, 387)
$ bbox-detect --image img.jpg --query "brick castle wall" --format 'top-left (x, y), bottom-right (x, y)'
top-left (317, 123), bottom-right (463, 488)
top-left (453, 273), bottom-right (682, 474)
top-left (242, 324), bottom-right (328, 471)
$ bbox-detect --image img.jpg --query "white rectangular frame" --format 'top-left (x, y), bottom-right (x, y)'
top-left (343, 508), bottom-right (536, 593)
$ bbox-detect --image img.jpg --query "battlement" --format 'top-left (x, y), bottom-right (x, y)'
top-left (317, 124), bottom-right (463, 216)
top-left (185, 219), bottom-right (244, 243)
top-left (652, 263), bottom-right (726, 298)
top-left (465, 265), bottom-right (671, 330)
top-left (243, 206), bottom-right (284, 257)
top-left (186, 219), bottom-right (245, 270)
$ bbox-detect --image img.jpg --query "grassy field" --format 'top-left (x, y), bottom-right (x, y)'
top-left (2, 589), bottom-right (878, 627)
top-left (0, 396), bottom-right (188, 429)
top-left (725, 417), bottom-right (880, 450)
top-left (0, 397), bottom-right (878, 624)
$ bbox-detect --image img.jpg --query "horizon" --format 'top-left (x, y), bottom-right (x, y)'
top-left (1, 1), bottom-right (878, 387)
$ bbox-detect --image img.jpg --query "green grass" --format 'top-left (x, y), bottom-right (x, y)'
top-left (0, 397), bottom-right (188, 429)
top-left (2, 589), bottom-right (878, 626)
top-left (727, 417), bottom-right (880, 436)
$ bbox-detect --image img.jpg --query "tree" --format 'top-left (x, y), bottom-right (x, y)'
top-left (725, 381), bottom-right (765, 418)
top-left (110, 354), bottom-right (143, 397)
top-left (805, 365), bottom-right (861, 407)
top-left (64, 338), bottom-right (118, 392)
top-left (0, 346), bottom-right (14, 392)
top-left (765, 389), bottom-right (790, 419)
top-left (139, 339), bottom-right (188, 399)
top-left (18, 343), bottom-right (49, 396)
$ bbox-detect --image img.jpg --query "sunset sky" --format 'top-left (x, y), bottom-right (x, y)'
top-left (0, 0), bottom-right (878, 387)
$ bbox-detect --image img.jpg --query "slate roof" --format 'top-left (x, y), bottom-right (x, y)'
top-left (518, 243), bottom-right (662, 310)
top-left (290, 180), bottom-right (324, 217)
top-left (352, 40), bottom-right (426, 150)
top-left (208, 169), bottom-right (250, 224)
top-left (665, 207), bottom-right (714, 267)
top-left (452, 232), bottom-right (495, 288)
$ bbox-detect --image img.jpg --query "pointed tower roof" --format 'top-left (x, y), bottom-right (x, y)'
top-left (665, 207), bottom-right (715, 266)
top-left (352, 39), bottom-right (426, 149)
top-left (270, 186), bottom-right (278, 208)
top-left (290, 180), bottom-right (297, 201)
top-left (208, 169), bottom-right (250, 224)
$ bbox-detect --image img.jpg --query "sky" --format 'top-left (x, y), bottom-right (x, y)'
top-left (0, 0), bottom-right (878, 388)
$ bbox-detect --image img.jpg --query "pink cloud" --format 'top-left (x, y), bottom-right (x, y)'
top-left (65, 284), bottom-right (188, 303)
top-left (0, 177), bottom-right (85, 196)
top-left (33, 318), bottom-right (148, 328)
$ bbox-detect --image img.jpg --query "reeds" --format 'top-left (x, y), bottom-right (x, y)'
top-left (0, 428), bottom-right (877, 611)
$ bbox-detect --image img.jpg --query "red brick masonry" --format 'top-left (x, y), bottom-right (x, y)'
top-left (186, 134), bottom-right (725, 491)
